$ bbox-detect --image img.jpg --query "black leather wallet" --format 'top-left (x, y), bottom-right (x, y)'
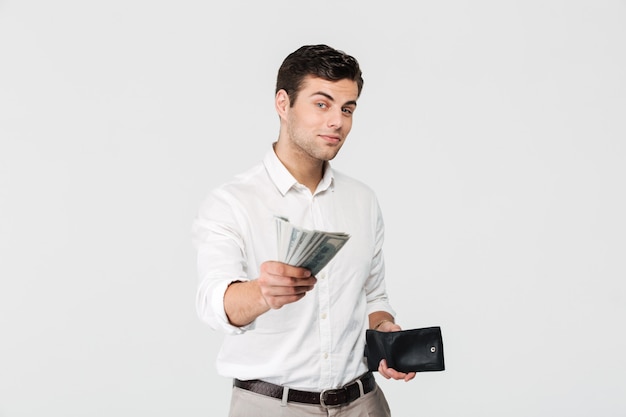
top-left (364, 326), bottom-right (445, 373)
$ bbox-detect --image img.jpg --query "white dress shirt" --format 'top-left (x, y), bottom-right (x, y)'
top-left (193, 147), bottom-right (395, 391)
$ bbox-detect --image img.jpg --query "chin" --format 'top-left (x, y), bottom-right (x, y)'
top-left (320, 151), bottom-right (340, 162)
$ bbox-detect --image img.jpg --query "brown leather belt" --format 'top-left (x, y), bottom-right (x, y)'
top-left (233, 372), bottom-right (376, 408)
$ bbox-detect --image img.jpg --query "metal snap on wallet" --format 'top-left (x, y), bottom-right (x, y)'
top-left (364, 326), bottom-right (445, 373)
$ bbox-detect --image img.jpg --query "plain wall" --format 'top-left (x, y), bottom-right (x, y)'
top-left (1, 1), bottom-right (625, 416)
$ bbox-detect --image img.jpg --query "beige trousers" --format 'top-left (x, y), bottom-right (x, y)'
top-left (228, 383), bottom-right (392, 417)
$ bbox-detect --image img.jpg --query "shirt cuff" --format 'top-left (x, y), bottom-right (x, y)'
top-left (199, 278), bottom-right (256, 334)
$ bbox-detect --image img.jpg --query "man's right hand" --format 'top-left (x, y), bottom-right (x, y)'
top-left (257, 261), bottom-right (317, 309)
top-left (223, 261), bottom-right (317, 327)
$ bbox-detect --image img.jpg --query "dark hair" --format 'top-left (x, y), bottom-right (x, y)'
top-left (275, 44), bottom-right (364, 106)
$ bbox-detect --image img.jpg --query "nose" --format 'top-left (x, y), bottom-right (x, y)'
top-left (327, 108), bottom-right (343, 130)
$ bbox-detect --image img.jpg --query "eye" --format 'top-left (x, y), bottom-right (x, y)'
top-left (342, 107), bottom-right (354, 115)
top-left (316, 102), bottom-right (328, 109)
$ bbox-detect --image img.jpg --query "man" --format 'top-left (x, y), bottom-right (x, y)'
top-left (194, 44), bottom-right (415, 416)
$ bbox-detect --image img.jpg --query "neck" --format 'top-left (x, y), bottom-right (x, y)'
top-left (273, 141), bottom-right (324, 193)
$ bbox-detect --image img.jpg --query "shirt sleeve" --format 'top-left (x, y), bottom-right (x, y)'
top-left (364, 197), bottom-right (396, 318)
top-left (193, 189), bottom-right (255, 334)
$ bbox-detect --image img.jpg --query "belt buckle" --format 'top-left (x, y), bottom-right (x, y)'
top-left (320, 387), bottom-right (347, 408)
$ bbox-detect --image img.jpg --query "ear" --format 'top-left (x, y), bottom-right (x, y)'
top-left (275, 89), bottom-right (290, 119)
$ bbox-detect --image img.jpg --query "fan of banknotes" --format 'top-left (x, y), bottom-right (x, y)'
top-left (275, 216), bottom-right (350, 276)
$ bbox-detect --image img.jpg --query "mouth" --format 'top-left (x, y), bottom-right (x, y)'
top-left (319, 134), bottom-right (341, 145)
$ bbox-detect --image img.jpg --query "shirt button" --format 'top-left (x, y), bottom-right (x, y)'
top-left (323, 352), bottom-right (328, 359)
top-left (321, 313), bottom-right (327, 320)
top-left (319, 272), bottom-right (326, 279)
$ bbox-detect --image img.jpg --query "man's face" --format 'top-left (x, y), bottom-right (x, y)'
top-left (282, 75), bottom-right (359, 162)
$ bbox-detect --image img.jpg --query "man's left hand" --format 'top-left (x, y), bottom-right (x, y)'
top-left (377, 358), bottom-right (416, 382)
top-left (375, 321), bottom-right (416, 382)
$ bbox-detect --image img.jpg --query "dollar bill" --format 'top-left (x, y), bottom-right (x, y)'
top-left (275, 216), bottom-right (350, 276)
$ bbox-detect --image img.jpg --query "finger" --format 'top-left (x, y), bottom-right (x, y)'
top-left (384, 367), bottom-right (404, 380)
top-left (258, 269), bottom-right (316, 291)
top-left (379, 359), bottom-right (413, 381)
top-left (264, 293), bottom-right (307, 309)
top-left (259, 279), bottom-right (316, 309)
top-left (404, 372), bottom-right (416, 382)
top-left (261, 282), bottom-right (315, 298)
top-left (263, 261), bottom-right (312, 278)
top-left (377, 360), bottom-right (391, 379)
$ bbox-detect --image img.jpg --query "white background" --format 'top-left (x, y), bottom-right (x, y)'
top-left (1, 1), bottom-right (625, 416)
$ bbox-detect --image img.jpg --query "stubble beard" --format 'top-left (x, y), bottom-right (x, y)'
top-left (287, 126), bottom-right (342, 163)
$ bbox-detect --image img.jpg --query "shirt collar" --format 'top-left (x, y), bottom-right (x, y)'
top-left (263, 144), bottom-right (334, 196)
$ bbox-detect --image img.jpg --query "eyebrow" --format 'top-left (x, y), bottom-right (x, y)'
top-left (311, 91), bottom-right (358, 107)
